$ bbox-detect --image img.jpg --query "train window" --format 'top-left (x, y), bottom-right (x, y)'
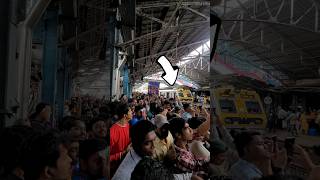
top-left (245, 101), bottom-right (262, 114)
top-left (219, 99), bottom-right (236, 113)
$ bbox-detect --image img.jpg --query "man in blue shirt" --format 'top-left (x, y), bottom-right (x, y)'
top-left (73, 139), bottom-right (108, 180)
top-left (130, 105), bottom-right (146, 126)
top-left (229, 131), bottom-right (270, 180)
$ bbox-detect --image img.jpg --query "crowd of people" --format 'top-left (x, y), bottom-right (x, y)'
top-left (109, 93), bottom-right (211, 180)
top-left (268, 106), bottom-right (320, 136)
top-left (1, 92), bottom-right (320, 180)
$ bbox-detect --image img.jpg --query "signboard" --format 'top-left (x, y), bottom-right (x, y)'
top-left (264, 96), bottom-right (272, 105)
top-left (148, 81), bottom-right (160, 95)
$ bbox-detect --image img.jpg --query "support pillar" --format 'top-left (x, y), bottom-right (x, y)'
top-left (0, 0), bottom-right (9, 127)
top-left (123, 65), bottom-right (129, 96)
top-left (106, 15), bottom-right (116, 101)
top-left (41, 8), bottom-right (58, 111)
top-left (56, 48), bottom-right (67, 121)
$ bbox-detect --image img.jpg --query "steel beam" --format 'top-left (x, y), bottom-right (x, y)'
top-left (137, 1), bottom-right (209, 9)
top-left (60, 23), bottom-right (107, 45)
top-left (116, 20), bottom-right (209, 48)
top-left (136, 9), bottom-right (166, 25)
top-left (150, 0), bottom-right (183, 56)
top-left (181, 6), bottom-right (209, 20)
top-left (135, 40), bottom-right (207, 62)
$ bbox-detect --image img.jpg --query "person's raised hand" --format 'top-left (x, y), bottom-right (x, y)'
top-left (290, 145), bottom-right (315, 171)
top-left (272, 148), bottom-right (287, 170)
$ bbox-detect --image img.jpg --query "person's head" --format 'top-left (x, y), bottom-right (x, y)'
top-left (79, 139), bottom-right (107, 179)
top-left (0, 126), bottom-right (35, 179)
top-left (138, 99), bottom-right (145, 106)
top-left (169, 98), bottom-right (175, 103)
top-left (210, 140), bottom-right (228, 165)
top-left (89, 118), bottom-right (107, 139)
top-left (163, 100), bottom-right (172, 111)
top-left (234, 131), bottom-right (271, 161)
top-left (166, 112), bottom-right (179, 121)
top-left (155, 106), bottom-right (165, 115)
top-left (130, 120), bottom-right (156, 157)
top-left (120, 94), bottom-right (128, 102)
top-left (154, 114), bottom-right (170, 140)
top-left (169, 117), bottom-right (193, 142)
top-left (188, 117), bottom-right (206, 134)
top-left (23, 131), bottom-right (72, 180)
top-left (183, 103), bottom-right (192, 113)
top-left (31, 103), bottom-right (51, 122)
top-left (134, 105), bottom-right (144, 118)
top-left (62, 117), bottom-right (86, 141)
top-left (173, 106), bottom-right (183, 115)
top-left (131, 157), bottom-right (174, 180)
top-left (131, 98), bottom-right (138, 106)
top-left (116, 103), bottom-right (132, 121)
top-left (66, 139), bottom-right (79, 165)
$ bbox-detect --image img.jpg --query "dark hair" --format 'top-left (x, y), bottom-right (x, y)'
top-left (155, 106), bottom-right (164, 115)
top-left (188, 117), bottom-right (206, 129)
top-left (0, 126), bottom-right (35, 177)
top-left (22, 130), bottom-right (69, 180)
top-left (149, 103), bottom-right (157, 114)
top-left (163, 100), bottom-right (171, 106)
top-left (108, 101), bottom-right (121, 117)
top-left (60, 116), bottom-right (78, 131)
top-left (99, 106), bottom-right (111, 119)
top-left (173, 106), bottom-right (181, 113)
top-left (169, 117), bottom-right (186, 138)
top-left (131, 157), bottom-right (174, 180)
top-left (88, 117), bottom-right (105, 131)
top-left (134, 105), bottom-right (144, 113)
top-left (234, 131), bottom-right (261, 157)
top-left (183, 103), bottom-right (190, 110)
top-left (130, 121), bottom-right (155, 156)
top-left (166, 112), bottom-right (178, 121)
top-left (29, 102), bottom-right (50, 119)
top-left (79, 138), bottom-right (106, 160)
top-left (116, 103), bottom-right (130, 119)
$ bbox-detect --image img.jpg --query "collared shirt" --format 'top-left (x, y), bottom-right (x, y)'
top-left (153, 131), bottom-right (174, 161)
top-left (173, 145), bottom-right (207, 173)
top-left (111, 149), bottom-right (141, 180)
top-left (229, 159), bottom-right (263, 180)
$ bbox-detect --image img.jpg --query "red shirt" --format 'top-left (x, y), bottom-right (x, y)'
top-left (109, 122), bottom-right (131, 162)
